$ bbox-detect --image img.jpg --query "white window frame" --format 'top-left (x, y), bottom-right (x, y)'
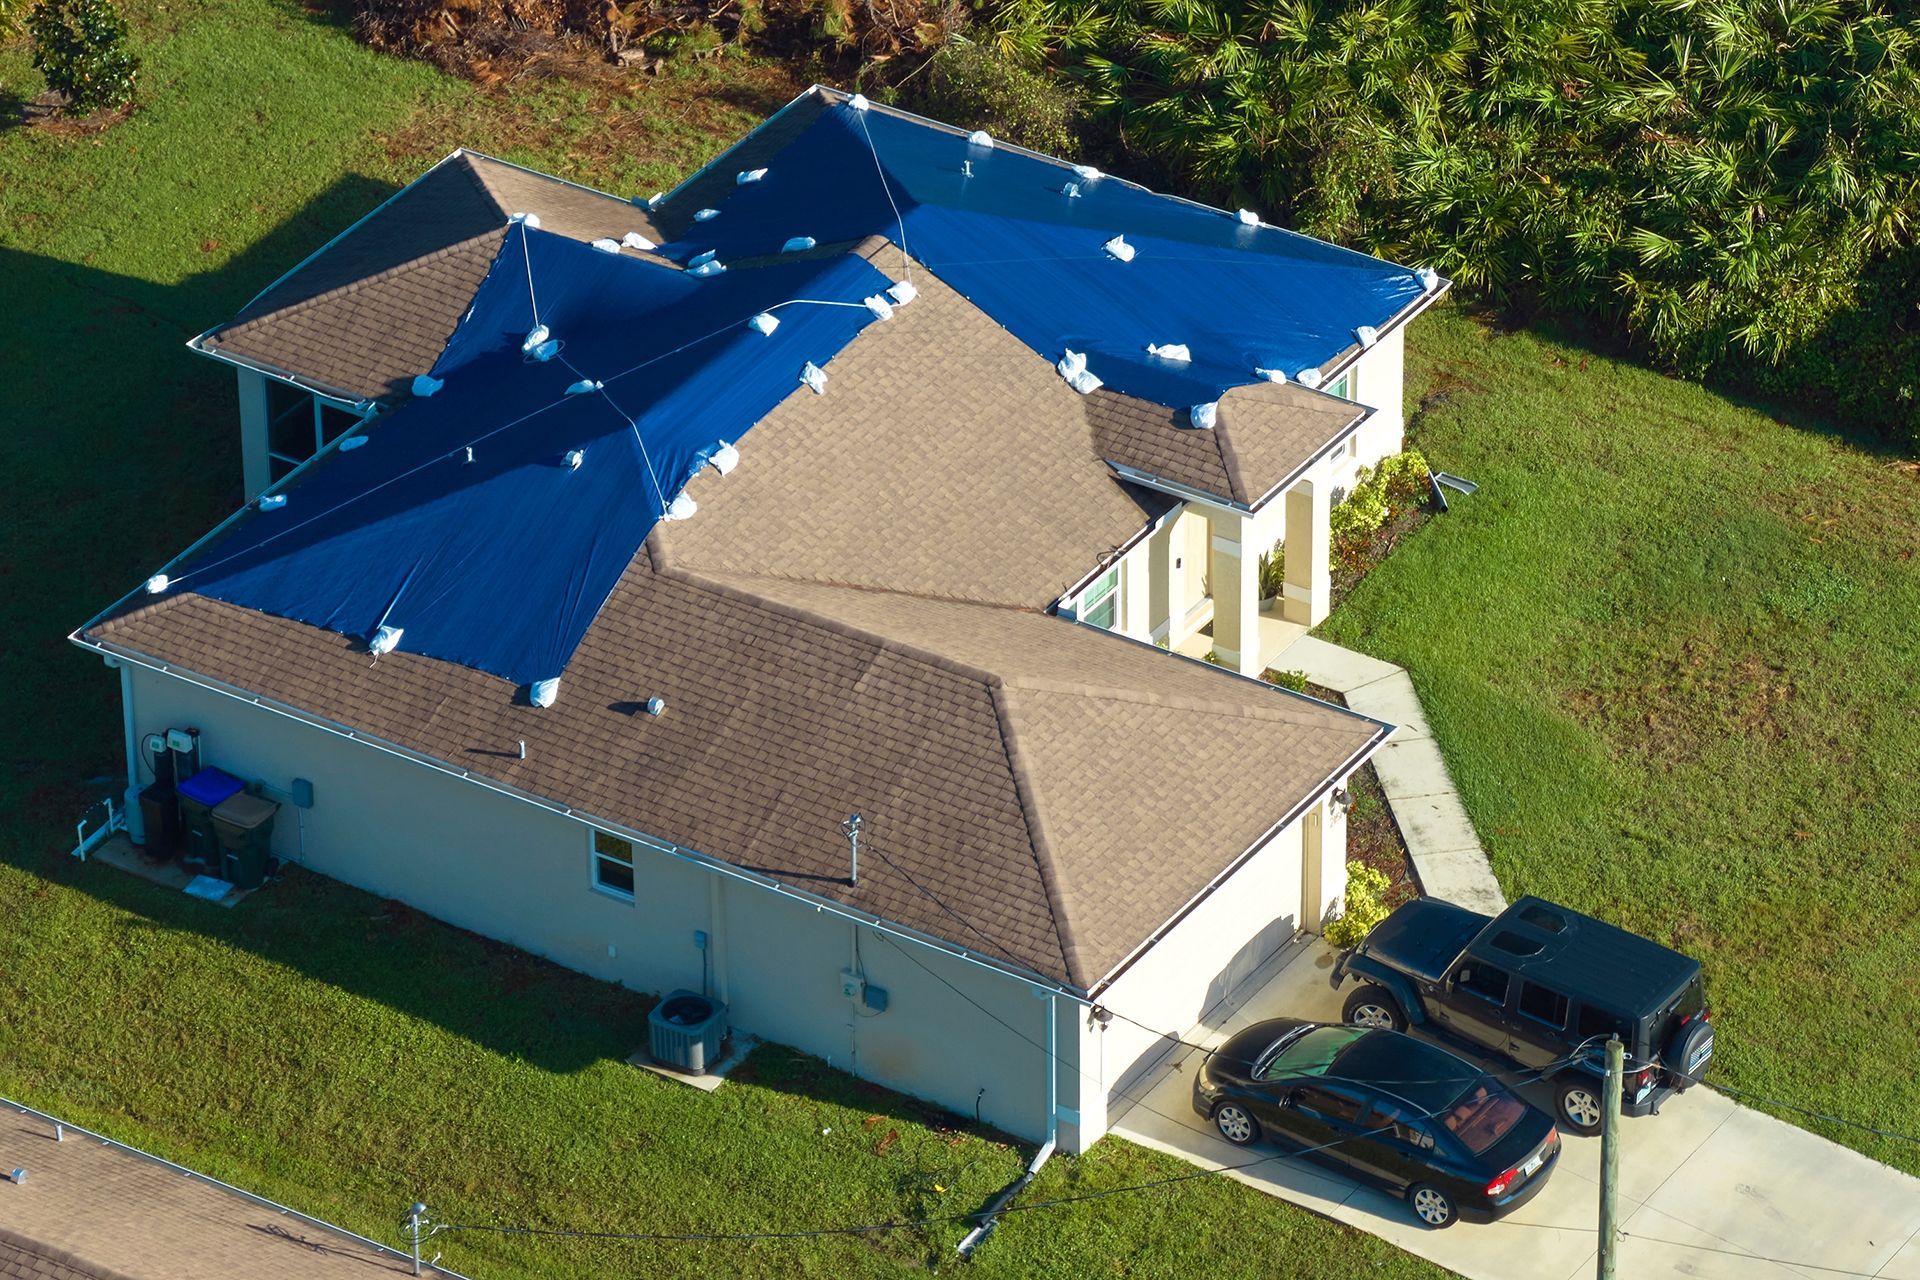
top-left (1324, 369), bottom-right (1354, 402)
top-left (1078, 565), bottom-right (1122, 631)
top-left (265, 384), bottom-right (367, 479)
top-left (589, 828), bottom-right (637, 902)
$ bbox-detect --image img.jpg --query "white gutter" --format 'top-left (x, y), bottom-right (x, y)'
top-left (68, 634), bottom-right (1086, 1007)
top-left (109, 656), bottom-right (146, 844)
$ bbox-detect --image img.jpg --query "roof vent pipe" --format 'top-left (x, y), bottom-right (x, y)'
top-left (463, 446), bottom-right (475, 464)
top-left (564, 449), bottom-right (585, 471)
top-left (842, 812), bottom-right (863, 885)
top-left (1061, 182), bottom-right (1081, 199)
top-left (645, 697), bottom-right (666, 716)
top-left (530, 678), bottom-right (560, 708)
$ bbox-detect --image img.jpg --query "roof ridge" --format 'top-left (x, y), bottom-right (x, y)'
top-left (988, 683), bottom-right (1086, 988)
top-left (211, 225), bottom-right (509, 347)
top-left (1003, 675), bottom-right (1359, 727)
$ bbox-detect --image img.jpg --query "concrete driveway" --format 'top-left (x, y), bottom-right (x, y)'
top-left (1110, 940), bottom-right (1920, 1280)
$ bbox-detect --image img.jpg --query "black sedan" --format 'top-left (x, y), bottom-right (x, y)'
top-left (1192, 1018), bottom-right (1560, 1227)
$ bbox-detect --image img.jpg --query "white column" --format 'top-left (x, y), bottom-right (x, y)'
top-left (114, 658), bottom-right (145, 844)
top-left (237, 368), bottom-right (273, 499)
top-left (1146, 516), bottom-right (1177, 645)
top-left (1207, 511), bottom-right (1261, 676)
top-left (1281, 478), bottom-right (1332, 626)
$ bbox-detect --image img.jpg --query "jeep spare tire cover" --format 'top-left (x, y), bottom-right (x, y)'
top-left (1665, 1019), bottom-right (1713, 1089)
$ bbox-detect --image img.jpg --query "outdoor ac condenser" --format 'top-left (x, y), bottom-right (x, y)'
top-left (647, 990), bottom-right (728, 1073)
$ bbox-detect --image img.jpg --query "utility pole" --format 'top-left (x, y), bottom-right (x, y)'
top-left (1597, 1037), bottom-right (1623, 1280)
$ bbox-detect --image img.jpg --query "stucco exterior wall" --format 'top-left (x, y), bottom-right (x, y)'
top-left (1087, 810), bottom-right (1315, 1119)
top-left (121, 663), bottom-right (1093, 1148)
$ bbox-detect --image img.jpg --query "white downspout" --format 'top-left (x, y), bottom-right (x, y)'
top-left (1044, 990), bottom-right (1059, 1151)
top-left (111, 657), bottom-right (145, 844)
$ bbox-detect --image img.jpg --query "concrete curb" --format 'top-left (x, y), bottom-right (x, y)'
top-left (1277, 635), bottom-right (1507, 915)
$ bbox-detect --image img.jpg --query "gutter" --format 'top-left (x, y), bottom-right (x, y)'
top-left (66, 632), bottom-right (1085, 1008)
top-left (182, 336), bottom-right (376, 411)
top-left (955, 1136), bottom-right (1055, 1259)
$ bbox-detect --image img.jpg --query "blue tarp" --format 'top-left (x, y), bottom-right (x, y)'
top-left (660, 101), bottom-right (1428, 406)
top-left (179, 227), bottom-right (891, 686)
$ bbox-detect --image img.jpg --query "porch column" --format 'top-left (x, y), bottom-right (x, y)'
top-left (1302, 789), bottom-right (1351, 930)
top-left (1146, 516), bottom-right (1176, 645)
top-left (1207, 512), bottom-right (1261, 676)
top-left (237, 368), bottom-right (273, 499)
top-left (1281, 477), bottom-right (1332, 625)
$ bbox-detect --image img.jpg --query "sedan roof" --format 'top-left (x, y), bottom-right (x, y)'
top-left (1331, 1030), bottom-right (1488, 1115)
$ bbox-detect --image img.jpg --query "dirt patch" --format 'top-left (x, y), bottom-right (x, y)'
top-left (1329, 498), bottom-right (1433, 613)
top-left (4, 90), bottom-right (132, 136)
top-left (1565, 635), bottom-right (1795, 768)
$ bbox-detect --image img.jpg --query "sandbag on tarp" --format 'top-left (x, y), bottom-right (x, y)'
top-left (179, 227), bottom-right (891, 687)
top-left (659, 102), bottom-right (1428, 407)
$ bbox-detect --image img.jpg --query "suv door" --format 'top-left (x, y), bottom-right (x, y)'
top-left (1436, 960), bottom-right (1514, 1052)
top-left (1508, 980), bottom-right (1572, 1069)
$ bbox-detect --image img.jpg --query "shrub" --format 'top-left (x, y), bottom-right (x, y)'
top-left (1, 0), bottom-right (26, 40)
top-left (1257, 542), bottom-right (1285, 600)
top-left (912, 39), bottom-right (1079, 157)
top-left (27, 0), bottom-right (137, 114)
top-left (1322, 860), bottom-right (1391, 950)
top-left (1262, 668), bottom-right (1310, 693)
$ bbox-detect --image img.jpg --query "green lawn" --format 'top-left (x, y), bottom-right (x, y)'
top-left (1324, 307), bottom-right (1920, 1174)
top-left (0, 4), bottom-right (1454, 1277)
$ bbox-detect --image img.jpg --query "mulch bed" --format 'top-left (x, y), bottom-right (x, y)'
top-left (1328, 496), bottom-right (1434, 615)
top-left (1305, 681), bottom-right (1420, 908)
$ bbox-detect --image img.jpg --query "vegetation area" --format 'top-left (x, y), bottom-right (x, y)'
top-left (977, 0), bottom-right (1920, 452)
top-left (0, 1), bottom-right (1456, 1276)
top-left (1323, 304), bottom-right (1920, 1176)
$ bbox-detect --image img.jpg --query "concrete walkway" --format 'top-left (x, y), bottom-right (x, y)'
top-left (1112, 940), bottom-right (1920, 1280)
top-left (1276, 635), bottom-right (1506, 916)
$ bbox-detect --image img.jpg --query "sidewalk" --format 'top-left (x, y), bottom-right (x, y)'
top-left (1111, 941), bottom-right (1920, 1280)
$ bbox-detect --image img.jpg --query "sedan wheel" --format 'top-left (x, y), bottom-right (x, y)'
top-left (1409, 1183), bottom-right (1456, 1229)
top-left (1213, 1102), bottom-right (1259, 1146)
top-left (1557, 1081), bottom-right (1604, 1135)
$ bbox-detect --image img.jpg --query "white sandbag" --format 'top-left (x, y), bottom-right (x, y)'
top-left (565, 379), bottom-right (604, 396)
top-left (530, 677), bottom-right (560, 708)
top-left (1254, 367), bottom-right (1287, 383)
top-left (849, 93), bottom-right (870, 111)
top-left (1355, 324), bottom-right (1379, 349)
top-left (1056, 350), bottom-right (1103, 395)
top-left (591, 238), bottom-right (621, 254)
top-left (1103, 235), bottom-right (1136, 263)
top-left (1236, 208), bottom-right (1259, 225)
top-left (145, 573), bottom-right (170, 595)
top-left (665, 492), bottom-right (698, 521)
top-left (736, 168), bottom-right (767, 184)
top-left (369, 624), bottom-right (403, 656)
top-left (411, 374), bottom-right (444, 397)
top-left (509, 212), bottom-right (542, 228)
top-left (694, 208), bottom-right (720, 222)
top-left (622, 231), bottom-right (657, 251)
top-left (688, 259), bottom-right (726, 278)
top-left (521, 324), bottom-right (551, 354)
top-left (800, 362), bottom-right (828, 395)
top-left (1296, 366), bottom-right (1324, 389)
top-left (340, 436), bottom-right (368, 451)
top-left (1072, 164), bottom-right (1101, 182)
top-left (747, 312), bottom-right (780, 336)
top-left (259, 494), bottom-right (288, 510)
top-left (1189, 402), bottom-right (1218, 430)
top-left (886, 280), bottom-right (918, 306)
top-left (863, 294), bottom-right (895, 321)
top-left (708, 441), bottom-right (740, 475)
top-left (782, 236), bottom-right (817, 253)
top-left (1147, 343), bottom-right (1192, 362)
top-left (1417, 266), bottom-right (1441, 292)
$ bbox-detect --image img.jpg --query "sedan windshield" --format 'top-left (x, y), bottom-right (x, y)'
top-left (1438, 1083), bottom-right (1528, 1154)
top-left (1258, 1026), bottom-right (1368, 1080)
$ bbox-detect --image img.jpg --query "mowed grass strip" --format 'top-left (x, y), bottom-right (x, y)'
top-left (0, 4), bottom-right (1456, 1276)
top-left (1322, 306), bottom-right (1920, 1174)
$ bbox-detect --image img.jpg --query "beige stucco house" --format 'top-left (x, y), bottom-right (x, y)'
top-left (73, 88), bottom-right (1444, 1155)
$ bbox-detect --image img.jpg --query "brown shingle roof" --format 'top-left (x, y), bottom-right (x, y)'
top-left (654, 243), bottom-right (1170, 607)
top-left (90, 560), bottom-right (1383, 990)
top-left (0, 1114), bottom-right (444, 1278)
top-left (199, 152), bottom-right (664, 402)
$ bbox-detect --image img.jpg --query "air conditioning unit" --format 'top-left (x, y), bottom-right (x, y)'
top-left (648, 990), bottom-right (728, 1074)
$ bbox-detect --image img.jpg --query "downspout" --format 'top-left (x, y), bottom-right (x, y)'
top-left (955, 991), bottom-right (1058, 1259)
top-left (112, 657), bottom-right (145, 845)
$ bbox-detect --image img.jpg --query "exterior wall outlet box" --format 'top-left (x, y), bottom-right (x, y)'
top-left (840, 969), bottom-right (864, 1001)
top-left (862, 984), bottom-right (889, 1013)
top-left (291, 778), bottom-right (314, 808)
top-left (693, 930), bottom-right (708, 951)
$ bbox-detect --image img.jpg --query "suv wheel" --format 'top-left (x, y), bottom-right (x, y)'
top-left (1212, 1102), bottom-right (1260, 1146)
top-left (1409, 1182), bottom-right (1456, 1229)
top-left (1342, 985), bottom-right (1407, 1032)
top-left (1556, 1078), bottom-right (1604, 1135)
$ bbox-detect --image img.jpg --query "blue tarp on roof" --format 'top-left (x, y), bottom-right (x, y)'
top-left (178, 227), bottom-right (890, 685)
top-left (660, 101), bottom-right (1428, 407)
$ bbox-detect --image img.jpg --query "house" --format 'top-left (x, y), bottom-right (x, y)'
top-left (72, 87), bottom-right (1446, 1154)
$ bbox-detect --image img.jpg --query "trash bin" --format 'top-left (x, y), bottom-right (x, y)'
top-left (177, 767), bottom-right (244, 872)
top-left (137, 782), bottom-right (181, 861)
top-left (211, 791), bottom-right (279, 891)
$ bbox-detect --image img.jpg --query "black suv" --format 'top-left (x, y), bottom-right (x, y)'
top-left (1329, 895), bottom-right (1713, 1135)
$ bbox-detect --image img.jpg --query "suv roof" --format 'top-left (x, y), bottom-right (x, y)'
top-left (1477, 896), bottom-right (1699, 1018)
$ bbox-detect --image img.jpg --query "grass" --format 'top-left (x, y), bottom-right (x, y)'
top-left (0, 4), bottom-right (1455, 1277)
top-left (1322, 305), bottom-right (1920, 1174)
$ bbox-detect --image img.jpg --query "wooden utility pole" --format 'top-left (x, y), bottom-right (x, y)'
top-left (1597, 1037), bottom-right (1624, 1280)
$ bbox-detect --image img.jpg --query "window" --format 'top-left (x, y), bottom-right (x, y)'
top-left (1439, 1084), bottom-right (1528, 1155)
top-left (1454, 964), bottom-right (1510, 1006)
top-left (267, 380), bottom-right (313, 464)
top-left (318, 401), bottom-right (361, 447)
top-left (1365, 1099), bottom-right (1436, 1149)
top-left (1490, 930), bottom-right (1544, 957)
top-left (1324, 370), bottom-right (1353, 401)
top-left (1295, 1087), bottom-right (1365, 1124)
top-left (1258, 1025), bottom-right (1366, 1080)
top-left (1574, 1003), bottom-right (1632, 1050)
top-left (1518, 982), bottom-right (1569, 1029)
top-left (1078, 566), bottom-right (1121, 631)
top-left (591, 829), bottom-right (636, 899)
top-left (1518, 903), bottom-right (1568, 933)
